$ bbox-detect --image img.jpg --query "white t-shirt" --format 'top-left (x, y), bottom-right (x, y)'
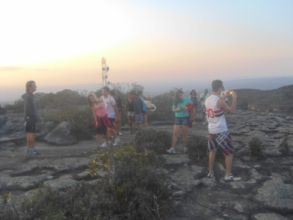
top-left (205, 94), bottom-right (228, 134)
top-left (102, 95), bottom-right (116, 119)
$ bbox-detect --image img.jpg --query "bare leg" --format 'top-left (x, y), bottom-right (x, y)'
top-left (208, 150), bottom-right (216, 175)
top-left (26, 133), bottom-right (35, 149)
top-left (115, 112), bottom-right (122, 134)
top-left (171, 125), bottom-right (181, 149)
top-left (224, 154), bottom-right (233, 176)
top-left (182, 126), bottom-right (189, 146)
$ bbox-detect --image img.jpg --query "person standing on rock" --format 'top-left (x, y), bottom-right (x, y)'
top-left (88, 93), bottom-right (115, 148)
top-left (24, 80), bottom-right (40, 157)
top-left (205, 80), bottom-right (241, 181)
top-left (111, 89), bottom-right (123, 136)
top-left (126, 91), bottom-right (135, 134)
top-left (167, 89), bottom-right (192, 154)
top-left (189, 89), bottom-right (198, 127)
top-left (101, 86), bottom-right (120, 146)
top-left (133, 90), bottom-right (145, 129)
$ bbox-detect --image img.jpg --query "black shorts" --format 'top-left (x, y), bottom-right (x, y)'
top-left (96, 125), bottom-right (107, 135)
top-left (25, 120), bottom-right (36, 133)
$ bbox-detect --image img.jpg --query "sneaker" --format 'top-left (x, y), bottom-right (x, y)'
top-left (207, 172), bottom-right (214, 178)
top-left (167, 148), bottom-right (176, 154)
top-left (113, 137), bottom-right (120, 146)
top-left (224, 175), bottom-right (241, 182)
top-left (31, 149), bottom-right (41, 155)
top-left (100, 142), bottom-right (108, 148)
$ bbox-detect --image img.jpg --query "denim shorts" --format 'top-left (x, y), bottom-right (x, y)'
top-left (174, 117), bottom-right (189, 126)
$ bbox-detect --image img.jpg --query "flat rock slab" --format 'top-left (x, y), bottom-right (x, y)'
top-left (252, 213), bottom-right (289, 220)
top-left (162, 154), bottom-right (190, 166)
top-left (0, 174), bottom-right (50, 191)
top-left (255, 176), bottom-right (293, 211)
top-left (12, 157), bottom-right (90, 176)
top-left (170, 165), bottom-right (203, 192)
top-left (43, 175), bottom-right (79, 191)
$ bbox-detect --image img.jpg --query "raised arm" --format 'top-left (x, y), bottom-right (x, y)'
top-left (218, 91), bottom-right (237, 114)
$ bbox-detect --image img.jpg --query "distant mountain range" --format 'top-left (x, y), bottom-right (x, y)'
top-left (138, 76), bottom-right (293, 95)
top-left (1, 76), bottom-right (293, 104)
top-left (236, 84), bottom-right (293, 113)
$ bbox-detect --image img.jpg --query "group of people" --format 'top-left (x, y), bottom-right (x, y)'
top-left (23, 79), bottom-right (241, 181)
top-left (166, 80), bottom-right (240, 181)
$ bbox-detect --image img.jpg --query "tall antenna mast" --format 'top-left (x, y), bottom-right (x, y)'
top-left (101, 57), bottom-right (110, 86)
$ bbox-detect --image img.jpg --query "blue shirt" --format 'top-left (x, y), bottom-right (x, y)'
top-left (173, 98), bottom-right (192, 118)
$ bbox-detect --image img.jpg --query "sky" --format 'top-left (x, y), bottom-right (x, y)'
top-left (0, 0), bottom-right (293, 102)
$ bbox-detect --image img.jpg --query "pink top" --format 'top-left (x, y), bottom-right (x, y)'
top-left (95, 102), bottom-right (107, 118)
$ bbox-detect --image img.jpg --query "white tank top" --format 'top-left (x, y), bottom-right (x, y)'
top-left (205, 94), bottom-right (228, 134)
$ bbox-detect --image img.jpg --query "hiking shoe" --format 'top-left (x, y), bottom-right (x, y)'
top-left (100, 142), bottom-right (108, 148)
top-left (113, 137), bottom-right (120, 146)
top-left (167, 148), bottom-right (176, 154)
top-left (224, 175), bottom-right (241, 182)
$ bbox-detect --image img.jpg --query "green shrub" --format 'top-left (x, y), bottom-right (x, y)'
top-left (249, 137), bottom-right (264, 159)
top-left (134, 128), bottom-right (172, 154)
top-left (186, 135), bottom-right (208, 163)
top-left (20, 146), bottom-right (172, 220)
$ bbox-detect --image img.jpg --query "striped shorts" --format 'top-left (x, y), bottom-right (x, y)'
top-left (208, 131), bottom-right (234, 156)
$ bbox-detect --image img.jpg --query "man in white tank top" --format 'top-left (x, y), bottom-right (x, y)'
top-left (205, 80), bottom-right (241, 181)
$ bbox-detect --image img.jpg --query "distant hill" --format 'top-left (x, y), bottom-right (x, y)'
top-left (236, 84), bottom-right (293, 114)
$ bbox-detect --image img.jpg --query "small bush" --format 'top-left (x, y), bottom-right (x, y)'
top-left (186, 135), bottom-right (208, 163)
top-left (20, 146), bottom-right (172, 220)
top-left (134, 128), bottom-right (172, 154)
top-left (249, 137), bottom-right (264, 159)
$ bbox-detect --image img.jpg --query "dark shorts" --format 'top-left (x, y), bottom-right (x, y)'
top-left (135, 113), bottom-right (145, 124)
top-left (25, 120), bottom-right (36, 133)
top-left (208, 131), bottom-right (234, 156)
top-left (174, 117), bottom-right (189, 126)
top-left (96, 116), bottom-right (114, 135)
top-left (96, 125), bottom-right (107, 135)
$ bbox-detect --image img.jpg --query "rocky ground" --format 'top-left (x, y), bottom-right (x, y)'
top-left (0, 110), bottom-right (293, 220)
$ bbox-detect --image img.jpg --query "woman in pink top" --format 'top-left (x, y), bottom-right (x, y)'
top-left (88, 93), bottom-right (115, 147)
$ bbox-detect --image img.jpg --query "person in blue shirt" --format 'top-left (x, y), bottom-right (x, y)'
top-left (167, 89), bottom-right (192, 154)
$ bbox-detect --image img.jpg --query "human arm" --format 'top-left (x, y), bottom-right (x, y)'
top-left (218, 91), bottom-right (237, 113)
top-left (91, 106), bottom-right (98, 127)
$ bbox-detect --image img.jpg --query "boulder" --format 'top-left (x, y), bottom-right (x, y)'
top-left (255, 175), bottom-right (293, 211)
top-left (44, 121), bottom-right (77, 145)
